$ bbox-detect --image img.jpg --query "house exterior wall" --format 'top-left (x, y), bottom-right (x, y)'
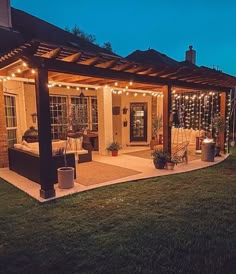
top-left (23, 83), bottom-right (97, 131)
top-left (121, 93), bottom-right (153, 146)
top-left (112, 94), bottom-right (122, 144)
top-left (97, 86), bottom-right (113, 155)
top-left (4, 80), bottom-right (27, 143)
top-left (1, 80), bottom-right (163, 164)
top-left (0, 82), bottom-right (8, 167)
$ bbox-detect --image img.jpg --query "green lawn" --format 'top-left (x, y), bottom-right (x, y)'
top-left (0, 150), bottom-right (236, 274)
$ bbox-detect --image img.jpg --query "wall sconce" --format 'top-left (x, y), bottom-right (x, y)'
top-left (122, 107), bottom-right (128, 114)
top-left (31, 113), bottom-right (37, 123)
top-left (79, 91), bottom-right (85, 98)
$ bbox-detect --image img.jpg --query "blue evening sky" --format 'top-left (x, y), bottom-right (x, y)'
top-left (11, 0), bottom-right (236, 76)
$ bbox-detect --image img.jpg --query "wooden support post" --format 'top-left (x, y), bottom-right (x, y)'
top-left (219, 92), bottom-right (226, 152)
top-left (163, 84), bottom-right (172, 154)
top-left (35, 68), bottom-right (55, 199)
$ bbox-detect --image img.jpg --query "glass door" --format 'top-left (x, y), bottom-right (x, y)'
top-left (130, 103), bottom-right (147, 142)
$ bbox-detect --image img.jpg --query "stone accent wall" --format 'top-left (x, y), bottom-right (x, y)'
top-left (0, 83), bottom-right (9, 167)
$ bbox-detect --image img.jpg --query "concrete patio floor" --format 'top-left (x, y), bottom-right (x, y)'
top-left (0, 146), bottom-right (229, 202)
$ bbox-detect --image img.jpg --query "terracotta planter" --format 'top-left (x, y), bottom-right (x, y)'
top-left (166, 162), bottom-right (175, 170)
top-left (111, 150), bottom-right (118, 156)
top-left (57, 167), bottom-right (74, 189)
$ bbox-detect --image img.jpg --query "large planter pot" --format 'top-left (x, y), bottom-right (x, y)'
top-left (57, 167), bottom-right (74, 189)
top-left (153, 159), bottom-right (166, 169)
top-left (111, 150), bottom-right (118, 156)
top-left (215, 145), bottom-right (221, 157)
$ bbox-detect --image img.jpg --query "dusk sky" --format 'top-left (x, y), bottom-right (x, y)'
top-left (11, 0), bottom-right (236, 76)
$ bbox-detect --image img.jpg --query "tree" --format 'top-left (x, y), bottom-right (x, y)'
top-left (65, 25), bottom-right (113, 52)
top-left (66, 24), bottom-right (96, 43)
top-left (102, 42), bottom-right (113, 52)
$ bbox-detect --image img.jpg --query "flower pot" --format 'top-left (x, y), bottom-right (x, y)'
top-left (153, 159), bottom-right (166, 169)
top-left (215, 145), bottom-right (221, 157)
top-left (57, 167), bottom-right (74, 189)
top-left (111, 150), bottom-right (118, 156)
top-left (166, 162), bottom-right (175, 170)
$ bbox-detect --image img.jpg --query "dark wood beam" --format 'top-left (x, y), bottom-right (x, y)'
top-left (24, 55), bottom-right (231, 92)
top-left (62, 52), bottom-right (82, 62)
top-left (163, 84), bottom-right (172, 154)
top-left (0, 41), bottom-right (39, 69)
top-left (96, 59), bottom-right (118, 69)
top-left (138, 67), bottom-right (158, 75)
top-left (126, 65), bottom-right (148, 74)
top-left (79, 56), bottom-right (100, 65)
top-left (42, 48), bottom-right (61, 59)
top-left (113, 62), bottom-right (135, 71)
top-left (35, 68), bottom-right (55, 199)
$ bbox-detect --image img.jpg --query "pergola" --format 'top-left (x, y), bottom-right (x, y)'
top-left (1, 40), bottom-right (236, 199)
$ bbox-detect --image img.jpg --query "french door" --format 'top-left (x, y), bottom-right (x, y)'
top-left (130, 103), bottom-right (147, 142)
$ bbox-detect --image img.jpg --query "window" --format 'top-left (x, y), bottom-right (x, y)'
top-left (70, 96), bottom-right (98, 131)
top-left (71, 97), bottom-right (88, 131)
top-left (4, 95), bottom-right (17, 147)
top-left (50, 96), bottom-right (67, 139)
top-left (91, 97), bottom-right (98, 131)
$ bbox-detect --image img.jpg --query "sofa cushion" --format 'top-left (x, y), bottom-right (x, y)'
top-left (14, 144), bottom-right (23, 150)
top-left (67, 137), bottom-right (83, 151)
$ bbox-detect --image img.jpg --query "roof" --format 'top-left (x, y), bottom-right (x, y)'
top-left (0, 8), bottom-right (117, 57)
top-left (1, 41), bottom-right (236, 91)
top-left (126, 49), bottom-right (179, 67)
top-left (0, 8), bottom-right (236, 91)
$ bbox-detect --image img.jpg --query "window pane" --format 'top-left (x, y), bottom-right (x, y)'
top-left (71, 97), bottom-right (88, 131)
top-left (91, 97), bottom-right (98, 131)
top-left (50, 96), bottom-right (67, 139)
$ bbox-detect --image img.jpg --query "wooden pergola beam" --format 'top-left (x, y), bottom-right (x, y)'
top-left (62, 52), bottom-right (82, 63)
top-left (163, 84), bottom-right (172, 154)
top-left (79, 56), bottom-right (100, 65)
top-left (24, 55), bottom-right (230, 92)
top-left (96, 59), bottom-right (118, 69)
top-left (42, 48), bottom-right (61, 59)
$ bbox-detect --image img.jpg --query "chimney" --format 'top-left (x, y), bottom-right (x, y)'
top-left (185, 45), bottom-right (196, 64)
top-left (0, 0), bottom-right (12, 28)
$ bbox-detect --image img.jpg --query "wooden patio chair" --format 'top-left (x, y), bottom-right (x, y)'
top-left (172, 141), bottom-right (189, 164)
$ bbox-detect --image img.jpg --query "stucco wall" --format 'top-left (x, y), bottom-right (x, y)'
top-left (4, 80), bottom-right (27, 142)
top-left (112, 94), bottom-right (122, 144)
top-left (121, 93), bottom-right (153, 146)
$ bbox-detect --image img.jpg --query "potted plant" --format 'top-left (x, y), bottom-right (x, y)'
top-left (212, 115), bottom-right (226, 156)
top-left (150, 114), bottom-right (163, 149)
top-left (57, 105), bottom-right (79, 189)
top-left (106, 141), bottom-right (122, 156)
top-left (151, 149), bottom-right (168, 169)
top-left (166, 154), bottom-right (178, 170)
top-left (57, 143), bottom-right (75, 189)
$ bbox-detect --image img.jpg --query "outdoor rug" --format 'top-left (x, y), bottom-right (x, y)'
top-left (76, 161), bottom-right (141, 186)
top-left (124, 149), bottom-right (152, 159)
top-left (124, 149), bottom-right (201, 161)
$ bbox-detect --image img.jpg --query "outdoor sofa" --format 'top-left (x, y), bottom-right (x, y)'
top-left (8, 138), bottom-right (92, 184)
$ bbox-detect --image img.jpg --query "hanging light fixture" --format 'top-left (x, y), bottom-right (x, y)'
top-left (79, 88), bottom-right (85, 98)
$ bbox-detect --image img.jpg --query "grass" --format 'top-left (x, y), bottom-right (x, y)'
top-left (0, 149), bottom-right (236, 273)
